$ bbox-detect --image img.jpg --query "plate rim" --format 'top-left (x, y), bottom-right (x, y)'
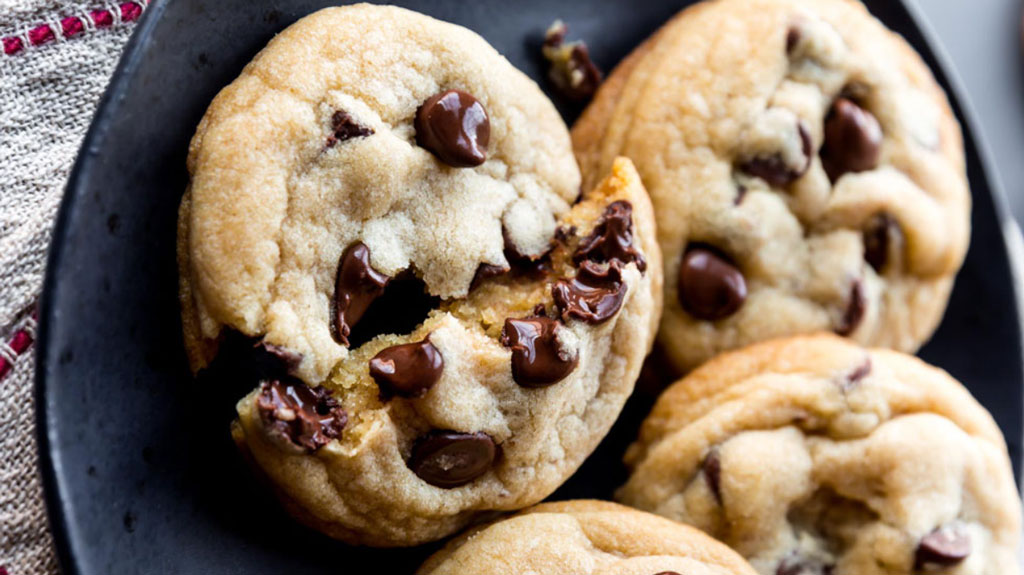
top-left (33, 1), bottom-right (1024, 573)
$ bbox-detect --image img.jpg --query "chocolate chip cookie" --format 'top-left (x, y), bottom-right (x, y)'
top-left (178, 5), bottom-right (661, 545)
top-left (618, 334), bottom-right (1020, 575)
top-left (417, 500), bottom-right (758, 575)
top-left (573, 0), bottom-right (970, 372)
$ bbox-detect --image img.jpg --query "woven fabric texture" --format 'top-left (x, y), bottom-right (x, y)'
top-left (1, 1), bottom-right (141, 571)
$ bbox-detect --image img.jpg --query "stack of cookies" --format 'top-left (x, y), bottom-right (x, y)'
top-left (176, 0), bottom-right (1019, 573)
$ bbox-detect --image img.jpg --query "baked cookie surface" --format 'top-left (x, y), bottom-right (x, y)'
top-left (573, 0), bottom-right (970, 372)
top-left (619, 334), bottom-right (1020, 575)
top-left (178, 5), bottom-right (661, 546)
top-left (417, 500), bottom-right (758, 575)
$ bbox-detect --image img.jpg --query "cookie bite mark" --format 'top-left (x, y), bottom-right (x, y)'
top-left (863, 213), bottom-right (902, 274)
top-left (369, 336), bottom-right (444, 399)
top-left (821, 98), bottom-right (882, 182)
top-left (501, 315), bottom-right (579, 387)
top-left (415, 89), bottom-right (490, 167)
top-left (738, 119), bottom-right (812, 187)
top-left (333, 242), bottom-right (390, 347)
top-left (553, 260), bottom-right (628, 324)
top-left (257, 380), bottom-right (347, 452)
top-left (409, 431), bottom-right (497, 488)
top-left (677, 246), bottom-right (747, 321)
top-left (835, 280), bottom-right (866, 336)
top-left (915, 524), bottom-right (971, 569)
top-left (542, 19), bottom-right (603, 101)
top-left (573, 200), bottom-right (647, 272)
top-left (326, 110), bottom-right (374, 147)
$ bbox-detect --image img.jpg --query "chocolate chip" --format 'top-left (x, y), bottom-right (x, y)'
top-left (501, 315), bottom-right (578, 387)
top-left (740, 122), bottom-right (812, 187)
top-left (702, 448), bottom-right (723, 504)
top-left (841, 356), bottom-right (872, 392)
top-left (821, 97), bottom-right (882, 182)
top-left (369, 337), bottom-right (444, 399)
top-left (542, 20), bottom-right (603, 101)
top-left (678, 246), bottom-right (747, 321)
top-left (654, 572), bottom-right (682, 575)
top-left (409, 431), bottom-right (497, 488)
top-left (256, 380), bottom-right (347, 452)
top-left (555, 225), bottom-right (577, 243)
top-left (786, 27), bottom-right (801, 54)
top-left (574, 200), bottom-right (647, 272)
top-left (333, 242), bottom-right (391, 347)
top-left (470, 263), bottom-right (510, 291)
top-left (553, 260), bottom-right (627, 325)
top-left (415, 90), bottom-right (490, 167)
top-left (863, 213), bottom-right (901, 273)
top-left (734, 184), bottom-right (748, 206)
top-left (835, 280), bottom-right (866, 336)
top-left (915, 525), bottom-right (971, 568)
top-left (252, 340), bottom-right (303, 377)
top-left (326, 110), bottom-right (373, 147)
top-left (776, 555), bottom-right (834, 575)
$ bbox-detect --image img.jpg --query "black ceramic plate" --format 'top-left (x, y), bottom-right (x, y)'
top-left (36, 0), bottom-right (1024, 573)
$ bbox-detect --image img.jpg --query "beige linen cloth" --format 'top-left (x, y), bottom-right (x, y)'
top-left (1, 1), bottom-right (145, 572)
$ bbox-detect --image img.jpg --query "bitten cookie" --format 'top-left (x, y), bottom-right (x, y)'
top-left (177, 4), bottom-right (662, 546)
top-left (417, 500), bottom-right (759, 575)
top-left (618, 334), bottom-right (1020, 575)
top-left (573, 0), bottom-right (970, 372)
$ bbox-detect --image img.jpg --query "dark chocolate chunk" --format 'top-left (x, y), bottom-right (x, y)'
top-left (776, 554), bottom-right (834, 575)
top-left (678, 246), bottom-right (747, 321)
top-left (863, 213), bottom-right (901, 273)
top-left (835, 280), bottom-right (866, 336)
top-left (326, 110), bottom-right (373, 147)
top-left (821, 97), bottom-right (882, 182)
top-left (553, 260), bottom-right (628, 325)
top-left (415, 89), bottom-right (490, 167)
top-left (542, 20), bottom-right (603, 101)
top-left (409, 431), bottom-right (497, 488)
top-left (500, 315), bottom-right (578, 387)
top-left (256, 380), bottom-right (347, 452)
top-left (470, 262), bottom-right (510, 291)
top-left (915, 525), bottom-right (971, 569)
top-left (369, 337), bottom-right (444, 399)
top-left (740, 122), bottom-right (812, 187)
top-left (252, 340), bottom-right (303, 377)
top-left (703, 448), bottom-right (723, 505)
top-left (333, 242), bottom-right (391, 347)
top-left (574, 200), bottom-right (647, 272)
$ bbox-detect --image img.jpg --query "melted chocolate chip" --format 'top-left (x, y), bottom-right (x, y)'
top-left (251, 340), bottom-right (302, 377)
top-left (500, 315), bottom-right (578, 387)
top-left (415, 90), bottom-right (490, 167)
top-left (786, 27), bottom-right (801, 54)
top-left (863, 213), bottom-right (900, 273)
top-left (470, 263), bottom-right (510, 291)
top-left (553, 260), bottom-right (627, 325)
top-left (256, 380), bottom-right (347, 452)
top-left (740, 122), bottom-right (812, 187)
top-left (776, 555), bottom-right (834, 575)
top-left (369, 337), bottom-right (444, 399)
top-left (542, 20), bottom-right (603, 101)
top-left (574, 200), bottom-right (647, 272)
top-left (702, 448), bottom-right (723, 504)
top-left (678, 246), bottom-right (747, 321)
top-left (915, 525), bottom-right (971, 568)
top-left (326, 110), bottom-right (373, 147)
top-left (835, 280), bottom-right (866, 336)
top-left (654, 572), bottom-right (682, 575)
top-left (333, 242), bottom-right (391, 347)
top-left (409, 431), bottom-right (497, 488)
top-left (841, 357), bottom-right (872, 392)
top-left (822, 98), bottom-right (882, 182)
